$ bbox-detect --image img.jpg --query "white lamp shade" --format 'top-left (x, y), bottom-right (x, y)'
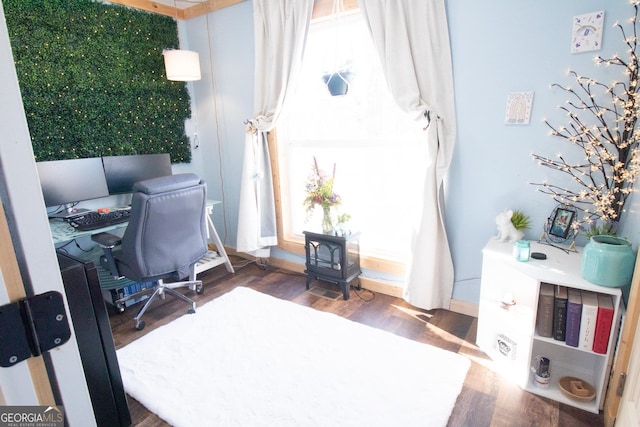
top-left (163, 49), bottom-right (201, 81)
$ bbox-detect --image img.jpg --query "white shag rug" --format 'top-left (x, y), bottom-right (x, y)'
top-left (116, 287), bottom-right (470, 427)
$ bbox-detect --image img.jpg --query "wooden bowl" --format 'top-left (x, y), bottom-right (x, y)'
top-left (558, 376), bottom-right (596, 402)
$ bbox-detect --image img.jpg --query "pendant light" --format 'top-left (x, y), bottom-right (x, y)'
top-left (163, 49), bottom-right (201, 81)
top-left (163, 1), bottom-right (201, 81)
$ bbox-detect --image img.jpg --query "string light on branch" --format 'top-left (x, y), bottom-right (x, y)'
top-left (532, 3), bottom-right (640, 233)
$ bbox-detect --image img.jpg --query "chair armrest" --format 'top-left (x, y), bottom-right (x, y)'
top-left (91, 232), bottom-right (123, 278)
top-left (91, 232), bottom-right (122, 248)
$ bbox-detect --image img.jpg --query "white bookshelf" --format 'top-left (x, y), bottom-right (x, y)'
top-left (476, 238), bottom-right (622, 414)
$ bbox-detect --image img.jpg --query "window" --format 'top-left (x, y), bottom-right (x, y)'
top-left (276, 12), bottom-right (428, 265)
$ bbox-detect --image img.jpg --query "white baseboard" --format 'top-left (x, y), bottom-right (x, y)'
top-left (448, 299), bottom-right (479, 318)
top-left (263, 256), bottom-right (478, 318)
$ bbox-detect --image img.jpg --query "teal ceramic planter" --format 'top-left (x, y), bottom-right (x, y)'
top-left (581, 235), bottom-right (636, 288)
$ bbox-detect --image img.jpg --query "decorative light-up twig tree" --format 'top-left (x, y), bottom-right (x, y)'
top-left (532, 3), bottom-right (640, 236)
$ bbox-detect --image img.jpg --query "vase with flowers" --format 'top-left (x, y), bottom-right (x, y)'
top-left (304, 157), bottom-right (342, 234)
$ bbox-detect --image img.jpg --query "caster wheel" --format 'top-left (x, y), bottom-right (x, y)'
top-left (187, 308), bottom-right (196, 315)
top-left (135, 320), bottom-right (145, 331)
top-left (115, 304), bottom-right (125, 314)
top-left (196, 286), bottom-right (204, 295)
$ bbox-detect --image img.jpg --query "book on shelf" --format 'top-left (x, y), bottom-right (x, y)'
top-left (578, 291), bottom-right (599, 351)
top-left (553, 285), bottom-right (568, 341)
top-left (536, 283), bottom-right (555, 338)
top-left (592, 293), bottom-right (615, 354)
top-left (565, 288), bottom-right (582, 347)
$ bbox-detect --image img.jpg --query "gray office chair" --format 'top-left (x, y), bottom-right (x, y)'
top-left (92, 173), bottom-right (208, 330)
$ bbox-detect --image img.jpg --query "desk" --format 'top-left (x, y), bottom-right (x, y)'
top-left (50, 217), bottom-right (126, 244)
top-left (50, 200), bottom-right (234, 309)
top-left (197, 201), bottom-right (235, 276)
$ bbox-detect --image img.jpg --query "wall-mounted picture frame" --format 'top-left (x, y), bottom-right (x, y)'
top-left (504, 91), bottom-right (534, 125)
top-left (571, 10), bottom-right (604, 54)
top-left (549, 207), bottom-right (575, 239)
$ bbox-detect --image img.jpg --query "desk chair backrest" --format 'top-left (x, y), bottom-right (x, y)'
top-left (118, 173), bottom-right (208, 282)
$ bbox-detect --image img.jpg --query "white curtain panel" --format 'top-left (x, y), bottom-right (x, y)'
top-left (236, 0), bottom-right (314, 255)
top-left (360, 0), bottom-right (457, 310)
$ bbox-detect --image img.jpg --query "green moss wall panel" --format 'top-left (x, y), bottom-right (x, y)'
top-left (4, 0), bottom-right (192, 163)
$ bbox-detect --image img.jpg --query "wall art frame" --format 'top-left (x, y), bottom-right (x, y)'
top-left (504, 91), bottom-right (534, 125)
top-left (571, 10), bottom-right (605, 54)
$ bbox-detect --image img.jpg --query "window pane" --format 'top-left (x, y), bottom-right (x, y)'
top-left (279, 13), bottom-right (427, 260)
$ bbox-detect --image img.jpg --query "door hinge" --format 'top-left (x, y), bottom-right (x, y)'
top-left (0, 291), bottom-right (71, 367)
top-left (616, 372), bottom-right (627, 397)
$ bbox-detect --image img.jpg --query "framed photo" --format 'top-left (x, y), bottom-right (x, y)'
top-left (549, 207), bottom-right (575, 239)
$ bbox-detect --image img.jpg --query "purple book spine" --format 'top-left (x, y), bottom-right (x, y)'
top-left (565, 296), bottom-right (582, 347)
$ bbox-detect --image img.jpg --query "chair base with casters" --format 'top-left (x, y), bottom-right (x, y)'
top-left (92, 231), bottom-right (205, 330)
top-left (132, 273), bottom-right (203, 331)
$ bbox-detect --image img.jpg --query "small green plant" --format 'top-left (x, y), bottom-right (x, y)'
top-left (510, 210), bottom-right (531, 231)
top-left (337, 213), bottom-right (351, 224)
top-left (584, 222), bottom-right (618, 239)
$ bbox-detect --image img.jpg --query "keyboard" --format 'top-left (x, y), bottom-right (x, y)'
top-left (68, 209), bottom-right (131, 231)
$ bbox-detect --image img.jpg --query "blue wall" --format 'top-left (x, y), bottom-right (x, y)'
top-left (185, 0), bottom-right (639, 304)
top-left (185, 2), bottom-right (255, 249)
top-left (446, 0), bottom-right (637, 303)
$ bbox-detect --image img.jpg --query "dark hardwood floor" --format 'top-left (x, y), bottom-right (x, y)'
top-left (108, 259), bottom-right (605, 427)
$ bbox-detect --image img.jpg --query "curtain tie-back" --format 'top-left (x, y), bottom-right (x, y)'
top-left (244, 114), bottom-right (273, 133)
top-left (423, 110), bottom-right (433, 131)
top-left (244, 119), bottom-right (258, 134)
top-left (422, 110), bottom-right (444, 131)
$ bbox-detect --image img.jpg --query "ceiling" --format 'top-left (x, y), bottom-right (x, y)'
top-left (105, 0), bottom-right (245, 20)
top-left (106, 0), bottom-right (359, 21)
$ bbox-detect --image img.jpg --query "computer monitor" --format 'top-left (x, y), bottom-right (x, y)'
top-left (36, 157), bottom-right (110, 218)
top-left (102, 153), bottom-right (172, 194)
